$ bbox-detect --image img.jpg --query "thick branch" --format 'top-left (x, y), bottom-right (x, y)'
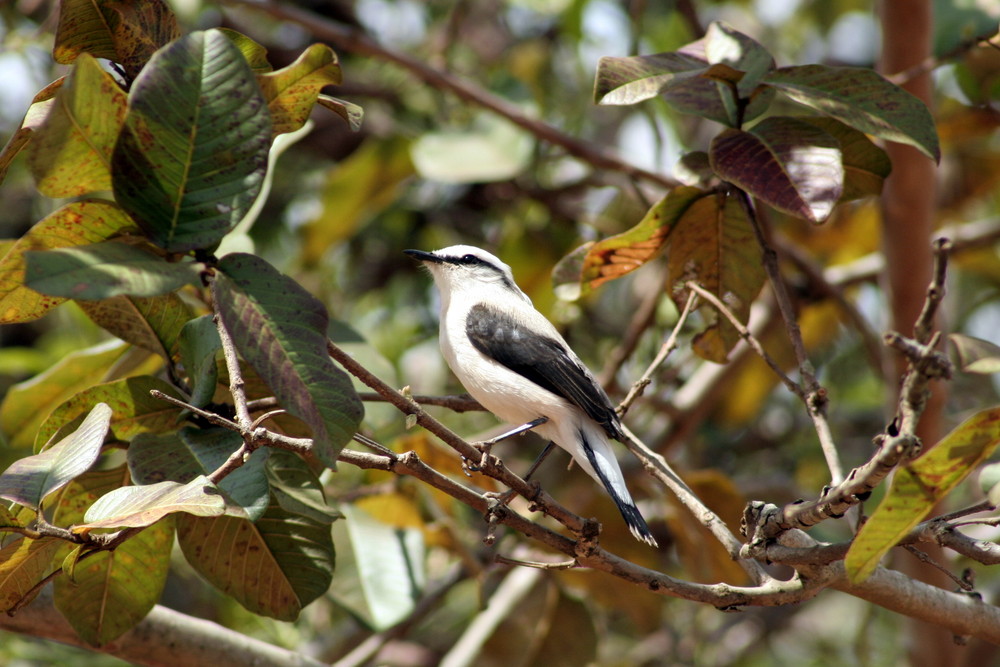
top-left (0, 588), bottom-right (327, 667)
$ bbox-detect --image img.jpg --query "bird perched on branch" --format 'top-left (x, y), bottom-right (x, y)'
top-left (405, 245), bottom-right (657, 546)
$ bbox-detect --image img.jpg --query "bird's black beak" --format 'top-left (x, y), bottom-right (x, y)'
top-left (404, 249), bottom-right (442, 263)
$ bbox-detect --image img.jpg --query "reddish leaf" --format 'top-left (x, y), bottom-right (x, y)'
top-left (669, 192), bottom-right (765, 362)
top-left (710, 116), bottom-right (844, 222)
top-left (581, 187), bottom-right (705, 291)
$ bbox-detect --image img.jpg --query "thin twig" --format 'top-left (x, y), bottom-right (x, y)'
top-left (617, 289), bottom-right (699, 416)
top-left (685, 281), bottom-right (802, 399)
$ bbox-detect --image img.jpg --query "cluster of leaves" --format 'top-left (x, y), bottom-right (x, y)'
top-left (572, 22), bottom-right (938, 362)
top-left (0, 0), bottom-right (365, 646)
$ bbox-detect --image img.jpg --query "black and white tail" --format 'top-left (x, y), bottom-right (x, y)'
top-left (580, 430), bottom-right (658, 547)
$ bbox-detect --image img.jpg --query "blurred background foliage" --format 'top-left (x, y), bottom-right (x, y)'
top-left (2, 0), bottom-right (1000, 664)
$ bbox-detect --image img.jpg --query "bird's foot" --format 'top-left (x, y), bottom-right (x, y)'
top-left (461, 440), bottom-right (496, 476)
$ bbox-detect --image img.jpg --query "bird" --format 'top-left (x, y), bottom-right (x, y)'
top-left (405, 244), bottom-right (658, 547)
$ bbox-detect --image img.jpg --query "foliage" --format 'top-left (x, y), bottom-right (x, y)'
top-left (2, 0), bottom-right (1000, 665)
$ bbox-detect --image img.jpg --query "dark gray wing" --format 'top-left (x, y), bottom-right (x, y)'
top-left (465, 303), bottom-right (623, 440)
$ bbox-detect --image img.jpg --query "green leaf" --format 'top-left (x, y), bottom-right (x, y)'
top-left (317, 95), bottom-right (364, 132)
top-left (112, 29), bottom-right (272, 252)
top-left (0, 537), bottom-right (63, 613)
top-left (763, 64), bottom-right (940, 161)
top-left (53, 0), bottom-right (180, 81)
top-left (28, 54), bottom-right (126, 197)
top-left (178, 315), bottom-right (221, 408)
top-left (128, 428), bottom-right (270, 521)
top-left (0, 403), bottom-right (111, 510)
top-left (267, 450), bottom-right (341, 524)
top-left (35, 376), bottom-right (183, 451)
top-left (710, 116), bottom-right (844, 222)
top-left (78, 475), bottom-right (227, 529)
top-left (0, 200), bottom-right (136, 324)
top-left (670, 192), bottom-right (765, 363)
top-left (257, 43), bottom-right (343, 137)
top-left (78, 291), bottom-right (195, 361)
top-left (701, 22), bottom-right (775, 96)
top-left (845, 407), bottom-right (1000, 583)
top-left (580, 186), bottom-right (705, 291)
top-left (218, 28), bottom-right (273, 73)
top-left (177, 494), bottom-right (335, 620)
top-left (0, 340), bottom-right (128, 450)
top-left (594, 52), bottom-right (707, 105)
top-left (50, 466), bottom-right (173, 646)
top-left (0, 77), bottom-right (64, 186)
top-left (949, 333), bottom-right (1000, 374)
top-left (329, 504), bottom-right (424, 630)
top-left (799, 117), bottom-right (891, 202)
top-left (25, 241), bottom-right (202, 300)
top-left (215, 254), bottom-right (363, 468)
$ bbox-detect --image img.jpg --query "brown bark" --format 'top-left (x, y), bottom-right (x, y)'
top-left (878, 1), bottom-right (965, 663)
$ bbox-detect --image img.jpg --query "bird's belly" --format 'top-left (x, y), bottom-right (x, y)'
top-left (450, 352), bottom-right (561, 427)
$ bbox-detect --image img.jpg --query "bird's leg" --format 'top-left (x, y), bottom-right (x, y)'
top-left (464, 416), bottom-right (549, 472)
top-left (485, 440), bottom-right (558, 507)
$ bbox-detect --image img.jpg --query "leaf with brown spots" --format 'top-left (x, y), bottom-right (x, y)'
top-left (846, 406), bottom-right (1000, 583)
top-left (580, 186), bottom-right (705, 292)
top-left (763, 64), bottom-right (940, 161)
top-left (668, 191), bottom-right (765, 363)
top-left (54, 0), bottom-right (180, 81)
top-left (0, 199), bottom-right (136, 324)
top-left (177, 494), bottom-right (335, 621)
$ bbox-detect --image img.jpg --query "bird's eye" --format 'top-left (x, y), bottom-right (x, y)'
top-left (462, 254), bottom-right (477, 263)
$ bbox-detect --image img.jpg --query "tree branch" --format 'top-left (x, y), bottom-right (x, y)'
top-left (225, 0), bottom-right (680, 192)
top-left (0, 588), bottom-right (328, 667)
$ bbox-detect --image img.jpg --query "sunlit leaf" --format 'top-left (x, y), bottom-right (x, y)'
top-left (54, 0), bottom-right (180, 80)
top-left (763, 64), bottom-right (940, 161)
top-left (256, 43), bottom-right (342, 136)
top-left (581, 186), bottom-right (706, 291)
top-left (78, 291), bottom-right (195, 361)
top-left (78, 475), bottom-right (227, 529)
top-left (215, 253), bottom-right (364, 468)
top-left (219, 28), bottom-right (272, 73)
top-left (28, 54), bottom-right (126, 197)
top-left (35, 376), bottom-right (183, 451)
top-left (128, 428), bottom-right (270, 521)
top-left (317, 95), bottom-right (364, 132)
top-left (700, 21), bottom-right (775, 96)
top-left (669, 191), bottom-right (765, 362)
top-left (0, 403), bottom-right (110, 509)
top-left (25, 241), bottom-right (202, 300)
top-left (800, 117), bottom-right (891, 202)
top-left (0, 78), bottom-right (64, 185)
top-left (177, 494), bottom-right (335, 620)
top-left (112, 29), bottom-right (271, 252)
top-left (178, 315), bottom-right (221, 408)
top-left (594, 52), bottom-right (707, 105)
top-left (710, 116), bottom-right (843, 222)
top-left (0, 200), bottom-right (136, 324)
top-left (0, 537), bottom-right (63, 613)
top-left (950, 333), bottom-right (1000, 374)
top-left (0, 340), bottom-right (128, 450)
top-left (49, 466), bottom-right (173, 646)
top-left (329, 504), bottom-right (424, 630)
top-left (845, 406), bottom-right (1000, 583)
